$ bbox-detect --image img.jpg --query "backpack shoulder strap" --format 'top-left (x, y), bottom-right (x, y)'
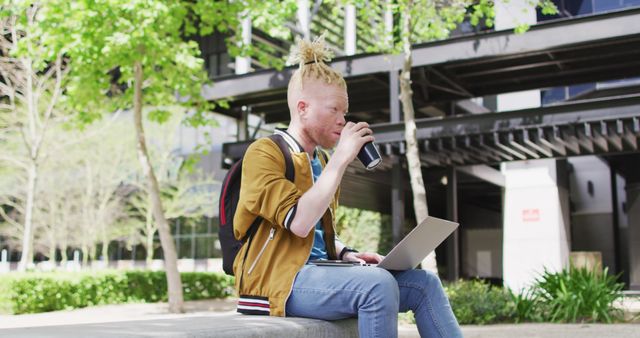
top-left (267, 134), bottom-right (294, 182)
top-left (318, 149), bottom-right (329, 166)
top-left (241, 135), bottom-right (294, 239)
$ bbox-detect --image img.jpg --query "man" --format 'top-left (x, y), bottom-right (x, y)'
top-left (233, 37), bottom-right (462, 338)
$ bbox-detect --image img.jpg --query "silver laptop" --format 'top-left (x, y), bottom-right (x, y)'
top-left (311, 216), bottom-right (459, 270)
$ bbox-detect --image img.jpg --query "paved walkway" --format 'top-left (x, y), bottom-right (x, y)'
top-left (1, 299), bottom-right (638, 337)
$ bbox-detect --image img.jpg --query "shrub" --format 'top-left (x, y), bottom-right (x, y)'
top-left (510, 288), bottom-right (542, 323)
top-left (2, 270), bottom-right (234, 314)
top-left (446, 279), bottom-right (515, 324)
top-left (125, 271), bottom-right (168, 302)
top-left (519, 267), bottom-right (624, 323)
top-left (0, 276), bottom-right (14, 314)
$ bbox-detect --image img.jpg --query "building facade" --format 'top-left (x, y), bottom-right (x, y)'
top-left (209, 0), bottom-right (640, 290)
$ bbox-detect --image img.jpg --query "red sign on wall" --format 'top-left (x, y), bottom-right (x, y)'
top-left (522, 208), bottom-right (540, 222)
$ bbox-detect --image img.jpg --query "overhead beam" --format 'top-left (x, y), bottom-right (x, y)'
top-left (457, 164), bottom-right (505, 187)
top-left (372, 94), bottom-right (640, 143)
top-left (202, 9), bottom-right (640, 101)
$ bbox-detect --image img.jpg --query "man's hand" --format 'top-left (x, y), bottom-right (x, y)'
top-left (332, 121), bottom-right (374, 167)
top-left (343, 251), bottom-right (384, 264)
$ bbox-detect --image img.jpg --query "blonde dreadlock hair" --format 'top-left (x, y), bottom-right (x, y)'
top-left (287, 34), bottom-right (347, 111)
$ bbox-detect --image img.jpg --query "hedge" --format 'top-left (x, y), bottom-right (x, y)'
top-left (0, 270), bottom-right (234, 314)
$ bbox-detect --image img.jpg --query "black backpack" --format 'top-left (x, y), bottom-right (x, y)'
top-left (218, 134), bottom-right (294, 276)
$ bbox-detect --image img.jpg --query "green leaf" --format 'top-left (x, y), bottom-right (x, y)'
top-left (147, 109), bottom-right (171, 124)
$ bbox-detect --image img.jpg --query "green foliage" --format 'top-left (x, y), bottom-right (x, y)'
top-left (181, 272), bottom-right (234, 301)
top-left (347, 0), bottom-right (558, 54)
top-left (1, 270), bottom-right (234, 314)
top-left (32, 0), bottom-right (213, 128)
top-left (0, 275), bottom-right (15, 314)
top-left (335, 206), bottom-right (395, 254)
top-left (421, 266), bottom-right (623, 326)
top-left (446, 279), bottom-right (516, 325)
top-left (510, 288), bottom-right (541, 323)
top-left (515, 267), bottom-right (625, 323)
top-left (470, 0), bottom-right (496, 27)
top-left (188, 0), bottom-right (296, 70)
top-left (514, 23), bottom-right (531, 34)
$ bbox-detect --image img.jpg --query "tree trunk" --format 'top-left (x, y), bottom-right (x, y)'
top-left (145, 198), bottom-right (155, 268)
top-left (60, 206), bottom-right (69, 265)
top-left (48, 200), bottom-right (57, 263)
top-left (17, 162), bottom-right (37, 271)
top-left (48, 242), bottom-right (56, 264)
top-left (60, 240), bottom-right (68, 265)
top-left (399, 3), bottom-right (438, 274)
top-left (17, 52), bottom-right (38, 272)
top-left (133, 61), bottom-right (184, 313)
top-left (102, 238), bottom-right (109, 266)
top-left (82, 244), bottom-right (89, 266)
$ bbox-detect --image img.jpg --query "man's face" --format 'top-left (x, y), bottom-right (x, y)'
top-left (299, 82), bottom-right (349, 149)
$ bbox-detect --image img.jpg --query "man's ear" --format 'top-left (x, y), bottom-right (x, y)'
top-left (296, 99), bottom-right (308, 119)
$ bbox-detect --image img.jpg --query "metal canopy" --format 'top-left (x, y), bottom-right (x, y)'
top-left (215, 8), bottom-right (640, 213)
top-left (204, 8), bottom-right (640, 124)
top-left (372, 94), bottom-right (640, 167)
top-left (222, 95), bottom-right (640, 211)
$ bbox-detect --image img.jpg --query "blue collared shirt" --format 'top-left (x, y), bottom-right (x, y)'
top-left (308, 152), bottom-right (329, 261)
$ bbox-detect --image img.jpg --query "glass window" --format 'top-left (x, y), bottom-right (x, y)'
top-left (541, 87), bottom-right (567, 105)
top-left (208, 54), bottom-right (218, 76)
top-left (567, 0), bottom-right (594, 15)
top-left (179, 238), bottom-right (193, 259)
top-left (153, 245), bottom-right (164, 260)
top-left (219, 53), bottom-right (232, 76)
top-left (195, 236), bottom-right (216, 259)
top-left (568, 83), bottom-right (596, 98)
top-left (594, 0), bottom-right (623, 12)
top-left (623, 0), bottom-right (640, 7)
top-left (195, 217), bottom-right (209, 234)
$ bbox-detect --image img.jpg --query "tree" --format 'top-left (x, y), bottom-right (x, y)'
top-left (38, 0), bottom-right (297, 313)
top-left (345, 0), bottom-right (557, 273)
top-left (0, 2), bottom-right (70, 271)
top-left (125, 111), bottom-right (218, 268)
top-left (0, 117), bottom-right (138, 268)
top-left (34, 0), bottom-right (219, 312)
top-left (51, 118), bottom-right (137, 266)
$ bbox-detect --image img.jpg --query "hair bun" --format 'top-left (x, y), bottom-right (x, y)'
top-left (288, 34), bottom-right (333, 67)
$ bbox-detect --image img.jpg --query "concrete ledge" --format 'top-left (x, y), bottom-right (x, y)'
top-left (0, 313), bottom-right (359, 338)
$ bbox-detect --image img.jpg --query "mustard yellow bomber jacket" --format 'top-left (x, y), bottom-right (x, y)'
top-left (233, 129), bottom-right (340, 316)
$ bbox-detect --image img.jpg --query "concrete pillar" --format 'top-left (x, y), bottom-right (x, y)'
top-left (235, 14), bottom-right (252, 75)
top-left (391, 156), bottom-right (404, 245)
top-left (615, 173), bottom-right (630, 286)
top-left (344, 4), bottom-right (356, 55)
top-left (389, 70), bottom-right (400, 123)
top-left (626, 182), bottom-right (640, 290)
top-left (495, 0), bottom-right (548, 292)
top-left (502, 159), bottom-right (571, 291)
top-left (237, 106), bottom-right (250, 141)
top-left (494, 0), bottom-right (537, 31)
top-left (446, 167), bottom-right (460, 281)
top-left (389, 67), bottom-right (403, 246)
top-left (568, 156), bottom-right (616, 273)
top-left (495, 0), bottom-right (540, 113)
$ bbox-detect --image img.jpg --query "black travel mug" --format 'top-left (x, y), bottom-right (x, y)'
top-left (357, 141), bottom-right (382, 170)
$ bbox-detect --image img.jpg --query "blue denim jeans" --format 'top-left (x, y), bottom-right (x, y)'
top-left (285, 265), bottom-right (462, 338)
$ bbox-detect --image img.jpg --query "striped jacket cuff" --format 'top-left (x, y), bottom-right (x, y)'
top-left (284, 204), bottom-right (297, 231)
top-left (237, 295), bottom-right (270, 315)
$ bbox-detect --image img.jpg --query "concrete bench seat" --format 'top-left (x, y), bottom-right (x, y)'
top-left (203, 314), bottom-right (359, 338)
top-left (0, 313), bottom-right (359, 338)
